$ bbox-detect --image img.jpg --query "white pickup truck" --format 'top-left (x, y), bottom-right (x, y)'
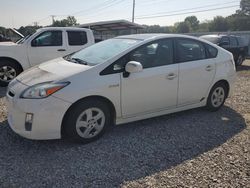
top-left (0, 27), bottom-right (95, 86)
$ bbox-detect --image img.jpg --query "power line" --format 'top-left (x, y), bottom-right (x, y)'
top-left (136, 0), bottom-right (240, 18)
top-left (135, 5), bottom-right (239, 20)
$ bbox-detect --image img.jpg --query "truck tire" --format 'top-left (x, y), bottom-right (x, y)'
top-left (0, 60), bottom-right (22, 87)
top-left (236, 54), bottom-right (244, 66)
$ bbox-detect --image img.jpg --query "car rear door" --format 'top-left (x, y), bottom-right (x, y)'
top-left (66, 30), bottom-right (90, 55)
top-left (176, 38), bottom-right (216, 106)
top-left (120, 39), bottom-right (178, 117)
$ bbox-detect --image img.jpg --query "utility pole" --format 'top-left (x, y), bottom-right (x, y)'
top-left (50, 15), bottom-right (56, 25)
top-left (132, 0), bottom-right (135, 23)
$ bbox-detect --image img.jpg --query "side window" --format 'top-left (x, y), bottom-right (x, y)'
top-left (67, 31), bottom-right (87, 46)
top-left (176, 38), bottom-right (206, 62)
top-left (129, 39), bottom-right (174, 69)
top-left (230, 37), bottom-right (238, 46)
top-left (31, 31), bottom-right (62, 47)
top-left (220, 37), bottom-right (230, 46)
top-left (206, 44), bottom-right (218, 58)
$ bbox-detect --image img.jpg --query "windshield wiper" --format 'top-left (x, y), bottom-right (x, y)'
top-left (71, 58), bottom-right (88, 65)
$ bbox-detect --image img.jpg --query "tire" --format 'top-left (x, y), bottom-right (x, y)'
top-left (0, 60), bottom-right (22, 87)
top-left (62, 99), bottom-right (111, 143)
top-left (235, 54), bottom-right (244, 66)
top-left (206, 83), bottom-right (228, 112)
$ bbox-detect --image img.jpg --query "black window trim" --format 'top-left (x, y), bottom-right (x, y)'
top-left (174, 37), bottom-right (209, 63)
top-left (100, 37), bottom-right (218, 76)
top-left (100, 38), bottom-right (175, 76)
top-left (31, 30), bottom-right (63, 47)
top-left (66, 30), bottom-right (88, 46)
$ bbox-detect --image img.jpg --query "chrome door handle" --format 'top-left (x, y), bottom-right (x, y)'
top-left (167, 73), bottom-right (177, 80)
top-left (205, 65), bottom-right (213, 71)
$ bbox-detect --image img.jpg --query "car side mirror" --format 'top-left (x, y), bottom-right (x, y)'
top-left (125, 61), bottom-right (143, 73)
top-left (219, 41), bottom-right (229, 47)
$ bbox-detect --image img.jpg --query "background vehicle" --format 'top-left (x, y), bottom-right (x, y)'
top-left (200, 34), bottom-right (248, 66)
top-left (0, 27), bottom-right (95, 86)
top-left (0, 34), bottom-right (11, 42)
top-left (6, 34), bottom-right (236, 143)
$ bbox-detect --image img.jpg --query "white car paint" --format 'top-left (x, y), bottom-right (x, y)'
top-left (6, 34), bottom-right (236, 140)
top-left (0, 27), bottom-right (95, 70)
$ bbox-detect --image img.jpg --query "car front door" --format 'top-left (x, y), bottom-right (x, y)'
top-left (176, 38), bottom-right (216, 106)
top-left (119, 39), bottom-right (178, 117)
top-left (28, 30), bottom-right (68, 66)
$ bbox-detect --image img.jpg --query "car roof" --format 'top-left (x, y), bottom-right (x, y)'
top-left (38, 27), bottom-right (92, 32)
top-left (116, 33), bottom-right (201, 41)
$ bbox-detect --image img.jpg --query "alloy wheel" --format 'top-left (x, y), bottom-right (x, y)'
top-left (0, 66), bottom-right (16, 82)
top-left (76, 107), bottom-right (105, 139)
top-left (211, 87), bottom-right (225, 108)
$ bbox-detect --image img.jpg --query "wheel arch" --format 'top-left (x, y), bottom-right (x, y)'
top-left (211, 79), bottom-right (230, 98)
top-left (61, 95), bottom-right (117, 135)
top-left (0, 56), bottom-right (24, 71)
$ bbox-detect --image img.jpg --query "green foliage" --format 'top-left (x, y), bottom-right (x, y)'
top-left (209, 16), bottom-right (229, 32)
top-left (18, 26), bottom-right (42, 36)
top-left (240, 0), bottom-right (250, 15)
top-left (176, 22), bottom-right (191, 33)
top-left (52, 16), bottom-right (79, 27)
top-left (184, 16), bottom-right (199, 31)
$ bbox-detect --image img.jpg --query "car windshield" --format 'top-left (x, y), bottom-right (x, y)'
top-left (16, 34), bottom-right (32, 44)
top-left (200, 36), bottom-right (220, 44)
top-left (69, 38), bottom-right (140, 66)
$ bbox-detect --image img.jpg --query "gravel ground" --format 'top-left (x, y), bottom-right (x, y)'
top-left (0, 61), bottom-right (249, 188)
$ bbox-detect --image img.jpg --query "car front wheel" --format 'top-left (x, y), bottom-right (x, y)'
top-left (62, 99), bottom-right (111, 143)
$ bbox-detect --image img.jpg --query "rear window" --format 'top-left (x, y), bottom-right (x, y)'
top-left (206, 44), bottom-right (218, 58)
top-left (67, 31), bottom-right (87, 46)
top-left (200, 36), bottom-right (220, 44)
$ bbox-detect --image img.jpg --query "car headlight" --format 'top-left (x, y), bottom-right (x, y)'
top-left (20, 82), bottom-right (70, 99)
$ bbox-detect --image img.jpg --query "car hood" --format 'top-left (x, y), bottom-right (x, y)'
top-left (16, 57), bottom-right (91, 86)
top-left (0, 42), bottom-right (17, 46)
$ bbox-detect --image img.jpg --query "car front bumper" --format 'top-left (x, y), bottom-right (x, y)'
top-left (6, 81), bottom-right (72, 140)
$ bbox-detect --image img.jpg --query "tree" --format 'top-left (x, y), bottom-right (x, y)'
top-left (209, 16), bottom-right (229, 32)
top-left (184, 16), bottom-right (199, 31)
top-left (176, 22), bottom-right (190, 33)
top-left (240, 0), bottom-right (250, 15)
top-left (18, 25), bottom-right (41, 36)
top-left (52, 16), bottom-right (79, 27)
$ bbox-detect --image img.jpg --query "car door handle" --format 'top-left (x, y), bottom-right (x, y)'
top-left (57, 49), bottom-right (66, 52)
top-left (167, 73), bottom-right (177, 80)
top-left (205, 65), bottom-right (213, 71)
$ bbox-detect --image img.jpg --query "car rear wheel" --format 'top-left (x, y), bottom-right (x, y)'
top-left (0, 60), bottom-right (22, 87)
top-left (62, 100), bottom-right (111, 143)
top-left (206, 83), bottom-right (228, 111)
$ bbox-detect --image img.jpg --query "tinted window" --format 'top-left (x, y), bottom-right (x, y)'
top-left (230, 37), bottom-right (238, 46)
top-left (176, 38), bottom-right (206, 62)
top-left (206, 44), bottom-right (218, 58)
top-left (220, 37), bottom-right (230, 46)
top-left (32, 31), bottom-right (62, 46)
top-left (129, 39), bottom-right (174, 69)
top-left (67, 31), bottom-right (87, 46)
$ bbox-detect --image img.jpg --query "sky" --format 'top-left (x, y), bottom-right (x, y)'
top-left (0, 0), bottom-right (241, 28)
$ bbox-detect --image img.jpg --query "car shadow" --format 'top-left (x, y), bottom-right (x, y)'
top-left (0, 106), bottom-right (246, 187)
top-left (236, 63), bottom-right (250, 72)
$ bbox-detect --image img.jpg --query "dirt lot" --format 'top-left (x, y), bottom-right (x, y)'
top-left (0, 61), bottom-right (249, 188)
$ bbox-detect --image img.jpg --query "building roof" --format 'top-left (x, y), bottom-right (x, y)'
top-left (78, 20), bottom-right (145, 32)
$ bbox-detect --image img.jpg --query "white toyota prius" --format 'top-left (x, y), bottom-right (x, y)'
top-left (6, 34), bottom-right (236, 143)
